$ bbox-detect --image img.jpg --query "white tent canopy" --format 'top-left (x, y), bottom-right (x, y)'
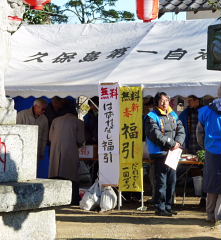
top-left (105, 19), bottom-right (221, 97)
top-left (5, 19), bottom-right (221, 98)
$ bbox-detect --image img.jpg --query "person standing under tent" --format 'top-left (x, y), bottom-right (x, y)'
top-left (45, 96), bottom-right (65, 128)
top-left (179, 95), bottom-right (206, 207)
top-left (145, 92), bottom-right (185, 216)
top-left (49, 106), bottom-right (85, 205)
top-left (16, 98), bottom-right (48, 176)
top-left (83, 96), bottom-right (99, 183)
top-left (196, 85), bottom-right (221, 225)
top-left (45, 96), bottom-right (77, 129)
top-left (179, 95), bottom-right (202, 154)
top-left (84, 96), bottom-right (99, 145)
top-left (143, 97), bottom-right (155, 203)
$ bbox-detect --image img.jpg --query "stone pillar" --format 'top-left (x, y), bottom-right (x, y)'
top-left (0, 0), bottom-right (25, 124)
top-left (0, 3), bottom-right (73, 240)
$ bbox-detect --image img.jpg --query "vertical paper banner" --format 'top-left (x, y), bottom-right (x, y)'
top-left (119, 86), bottom-right (143, 192)
top-left (98, 84), bottom-right (120, 186)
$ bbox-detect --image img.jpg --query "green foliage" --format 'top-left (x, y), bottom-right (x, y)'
top-left (23, 3), bottom-right (68, 24)
top-left (23, 0), bottom-right (135, 24)
top-left (197, 150), bottom-right (206, 163)
top-left (208, 0), bottom-right (221, 8)
top-left (63, 0), bottom-right (135, 23)
top-left (101, 9), bottom-right (135, 23)
top-left (120, 11), bottom-right (135, 22)
top-left (208, 0), bottom-right (221, 19)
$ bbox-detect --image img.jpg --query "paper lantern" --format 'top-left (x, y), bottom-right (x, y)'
top-left (23, 0), bottom-right (51, 10)
top-left (136, 0), bottom-right (159, 22)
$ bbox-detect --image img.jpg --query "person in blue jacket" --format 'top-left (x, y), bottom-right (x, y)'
top-left (145, 92), bottom-right (185, 216)
top-left (196, 85), bottom-right (221, 224)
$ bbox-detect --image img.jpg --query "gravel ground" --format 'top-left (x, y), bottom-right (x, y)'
top-left (55, 197), bottom-right (221, 240)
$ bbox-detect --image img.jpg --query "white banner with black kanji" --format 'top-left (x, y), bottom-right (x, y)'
top-left (98, 83), bottom-right (120, 186)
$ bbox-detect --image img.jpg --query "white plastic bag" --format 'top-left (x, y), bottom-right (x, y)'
top-left (100, 186), bottom-right (117, 212)
top-left (79, 179), bottom-right (101, 210)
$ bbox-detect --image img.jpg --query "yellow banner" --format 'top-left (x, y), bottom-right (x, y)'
top-left (119, 86), bottom-right (143, 192)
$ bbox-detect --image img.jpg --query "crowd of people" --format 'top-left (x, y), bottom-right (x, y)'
top-left (144, 86), bottom-right (221, 226)
top-left (16, 96), bottom-right (99, 205)
top-left (16, 85), bottom-right (221, 226)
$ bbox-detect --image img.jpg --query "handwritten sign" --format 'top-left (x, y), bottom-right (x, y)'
top-left (98, 84), bottom-right (120, 186)
top-left (79, 145), bottom-right (94, 159)
top-left (119, 87), bottom-right (143, 192)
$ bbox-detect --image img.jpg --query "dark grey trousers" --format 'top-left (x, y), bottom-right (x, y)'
top-left (206, 193), bottom-right (221, 222)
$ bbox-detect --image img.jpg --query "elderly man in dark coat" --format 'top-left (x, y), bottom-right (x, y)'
top-left (197, 85), bottom-right (221, 225)
top-left (49, 107), bottom-right (85, 205)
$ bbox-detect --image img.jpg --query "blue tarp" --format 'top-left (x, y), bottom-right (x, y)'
top-left (13, 96), bottom-right (76, 178)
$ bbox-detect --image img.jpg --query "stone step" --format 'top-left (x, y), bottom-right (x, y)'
top-left (0, 209), bottom-right (56, 240)
top-left (0, 179), bottom-right (72, 212)
top-left (0, 125), bottom-right (38, 183)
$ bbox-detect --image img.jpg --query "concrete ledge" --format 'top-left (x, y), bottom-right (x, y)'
top-left (0, 209), bottom-right (56, 240)
top-left (0, 125), bottom-right (38, 182)
top-left (0, 108), bottom-right (16, 125)
top-left (0, 179), bottom-right (72, 212)
top-left (0, 98), bottom-right (16, 125)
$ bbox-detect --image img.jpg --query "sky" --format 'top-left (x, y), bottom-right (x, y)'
top-left (52, 0), bottom-right (186, 23)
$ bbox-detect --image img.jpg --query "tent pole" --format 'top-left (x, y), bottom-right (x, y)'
top-left (137, 191), bottom-right (147, 211)
top-left (141, 191), bottom-right (144, 208)
top-left (118, 190), bottom-right (122, 210)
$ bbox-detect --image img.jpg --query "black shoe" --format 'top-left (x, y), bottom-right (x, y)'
top-left (71, 200), bottom-right (80, 206)
top-left (198, 198), bottom-right (206, 208)
top-left (166, 209), bottom-right (177, 215)
top-left (155, 210), bottom-right (173, 217)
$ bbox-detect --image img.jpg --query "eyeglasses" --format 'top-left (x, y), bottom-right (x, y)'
top-left (159, 99), bottom-right (169, 104)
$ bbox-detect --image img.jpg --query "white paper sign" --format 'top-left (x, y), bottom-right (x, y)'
top-left (98, 84), bottom-right (120, 185)
top-left (79, 145), bottom-right (93, 159)
top-left (165, 148), bottom-right (182, 170)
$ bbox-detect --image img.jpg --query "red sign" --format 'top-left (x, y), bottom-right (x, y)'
top-left (136, 0), bottom-right (159, 22)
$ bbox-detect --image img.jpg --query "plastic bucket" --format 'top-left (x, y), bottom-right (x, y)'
top-left (192, 176), bottom-right (203, 196)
